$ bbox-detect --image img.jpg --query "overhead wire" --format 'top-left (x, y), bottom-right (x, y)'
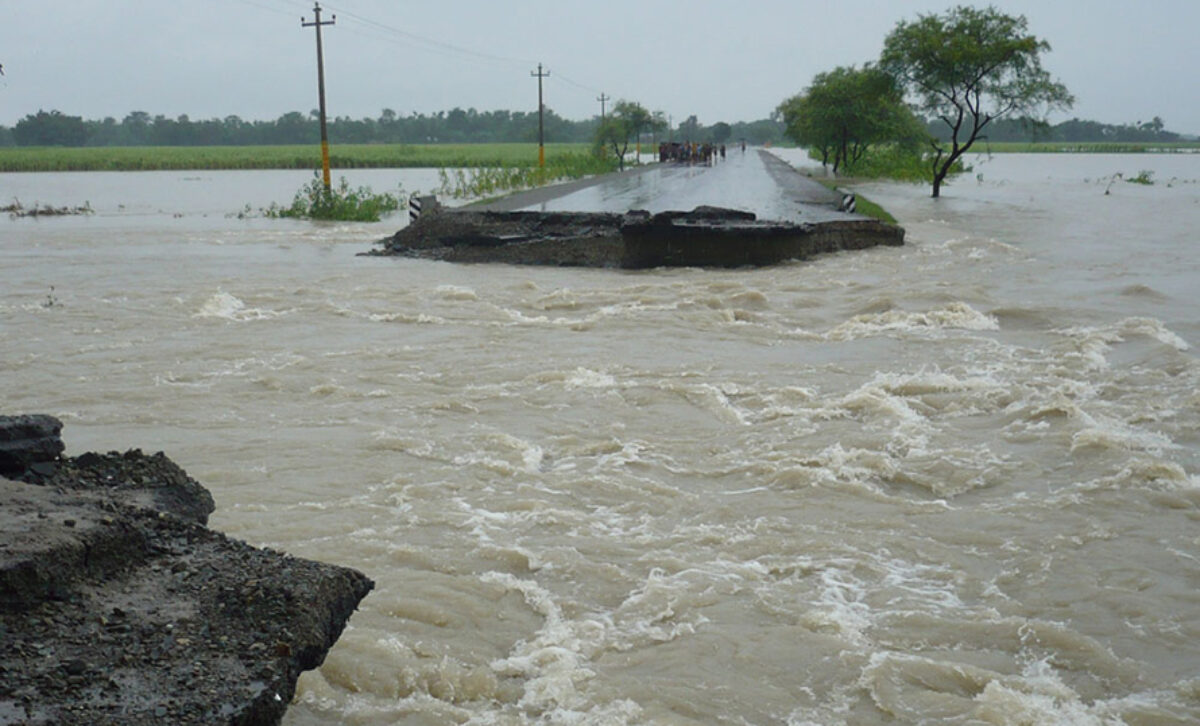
top-left (320, 3), bottom-right (535, 69)
top-left (225, 0), bottom-right (623, 112)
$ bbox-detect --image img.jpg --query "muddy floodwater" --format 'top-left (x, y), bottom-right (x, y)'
top-left (3, 153), bottom-right (1200, 725)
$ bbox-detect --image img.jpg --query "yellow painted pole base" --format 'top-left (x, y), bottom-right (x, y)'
top-left (321, 141), bottom-right (332, 190)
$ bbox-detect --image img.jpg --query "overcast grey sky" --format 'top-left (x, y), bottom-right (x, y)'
top-left (4, 0), bottom-right (1199, 133)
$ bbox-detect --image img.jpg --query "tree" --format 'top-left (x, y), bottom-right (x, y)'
top-left (678, 114), bottom-right (700, 142)
top-left (778, 65), bottom-right (923, 173)
top-left (880, 5), bottom-right (1073, 197)
top-left (12, 110), bottom-right (88, 146)
top-left (593, 101), bottom-right (662, 170)
top-left (711, 122), bottom-right (732, 144)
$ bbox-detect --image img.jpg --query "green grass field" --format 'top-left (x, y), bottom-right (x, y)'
top-left (0, 143), bottom-right (596, 172)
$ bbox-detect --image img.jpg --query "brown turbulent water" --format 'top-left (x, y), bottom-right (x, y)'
top-left (2, 154), bottom-right (1199, 725)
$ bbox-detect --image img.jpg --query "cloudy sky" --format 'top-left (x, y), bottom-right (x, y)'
top-left (4, 0), bottom-right (1199, 134)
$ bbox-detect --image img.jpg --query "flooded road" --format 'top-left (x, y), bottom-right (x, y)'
top-left (516, 148), bottom-right (849, 223)
top-left (3, 153), bottom-right (1200, 725)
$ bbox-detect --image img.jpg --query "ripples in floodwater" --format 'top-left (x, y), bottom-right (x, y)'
top-left (2, 154), bottom-right (1199, 724)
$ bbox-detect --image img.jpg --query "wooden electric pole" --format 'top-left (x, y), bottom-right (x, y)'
top-left (531, 63), bottom-right (550, 168)
top-left (302, 3), bottom-right (335, 191)
top-left (597, 93), bottom-right (610, 121)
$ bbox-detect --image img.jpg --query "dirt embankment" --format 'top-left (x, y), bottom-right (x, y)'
top-left (0, 414), bottom-right (373, 726)
top-left (370, 206), bottom-right (904, 268)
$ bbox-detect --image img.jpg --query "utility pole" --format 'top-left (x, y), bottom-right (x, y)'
top-left (597, 93), bottom-right (610, 121)
top-left (531, 63), bottom-right (550, 168)
top-left (302, 3), bottom-right (335, 191)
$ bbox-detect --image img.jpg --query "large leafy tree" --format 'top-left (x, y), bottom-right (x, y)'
top-left (778, 65), bottom-right (923, 173)
top-left (880, 5), bottom-right (1073, 197)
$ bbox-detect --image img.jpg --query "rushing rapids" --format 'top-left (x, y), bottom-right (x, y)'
top-left (2, 151), bottom-right (1198, 724)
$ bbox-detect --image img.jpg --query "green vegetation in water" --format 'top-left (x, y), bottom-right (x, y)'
top-left (1126, 170), bottom-right (1155, 185)
top-left (801, 142), bottom-right (967, 188)
top-left (3, 198), bottom-right (94, 218)
top-left (261, 173), bottom-right (401, 222)
top-left (437, 152), bottom-right (619, 199)
top-left (840, 144), bottom-right (952, 183)
top-left (0, 143), bottom-right (595, 172)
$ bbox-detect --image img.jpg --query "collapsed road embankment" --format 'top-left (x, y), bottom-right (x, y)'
top-left (0, 414), bottom-right (373, 726)
top-left (370, 150), bottom-right (904, 268)
top-left (371, 205), bottom-right (904, 268)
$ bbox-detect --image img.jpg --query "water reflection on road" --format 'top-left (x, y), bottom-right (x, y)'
top-left (520, 149), bottom-right (849, 223)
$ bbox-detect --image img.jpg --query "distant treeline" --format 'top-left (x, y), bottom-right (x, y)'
top-left (928, 115), bottom-right (1187, 144)
top-left (3, 107), bottom-right (1187, 150)
top-left (0, 108), bottom-right (786, 148)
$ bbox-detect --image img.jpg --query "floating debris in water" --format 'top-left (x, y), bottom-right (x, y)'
top-left (4, 198), bottom-right (94, 218)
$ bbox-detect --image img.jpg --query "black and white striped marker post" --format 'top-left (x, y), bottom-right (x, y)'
top-left (409, 194), bottom-right (422, 224)
top-left (839, 193), bottom-right (857, 214)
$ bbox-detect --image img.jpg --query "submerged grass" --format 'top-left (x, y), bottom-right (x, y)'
top-left (260, 173), bottom-right (401, 222)
top-left (436, 152), bottom-right (619, 199)
top-left (0, 143), bottom-right (595, 172)
top-left (3, 199), bottom-right (94, 218)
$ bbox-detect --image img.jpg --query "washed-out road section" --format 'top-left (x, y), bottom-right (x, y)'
top-left (373, 149), bottom-right (904, 267)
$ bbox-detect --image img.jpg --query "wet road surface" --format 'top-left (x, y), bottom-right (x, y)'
top-left (488, 150), bottom-right (856, 224)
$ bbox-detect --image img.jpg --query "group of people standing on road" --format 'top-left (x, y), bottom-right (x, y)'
top-left (658, 141), bottom-right (728, 165)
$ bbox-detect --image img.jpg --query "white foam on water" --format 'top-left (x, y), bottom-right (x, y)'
top-left (1053, 317), bottom-right (1191, 375)
top-left (194, 290), bottom-right (285, 321)
top-left (802, 564), bottom-right (874, 645)
top-left (1070, 409), bottom-right (1178, 454)
top-left (825, 302), bottom-right (999, 341)
top-left (433, 284), bottom-right (479, 301)
top-left (1117, 316), bottom-right (1192, 351)
top-left (1080, 457), bottom-right (1196, 491)
top-left (481, 572), bottom-right (632, 720)
top-left (564, 367), bottom-right (617, 390)
top-left (368, 311), bottom-right (447, 325)
top-left (770, 444), bottom-right (900, 497)
top-left (972, 658), bottom-right (1132, 725)
top-left (686, 383), bottom-right (749, 425)
top-left (859, 651), bottom-right (1165, 725)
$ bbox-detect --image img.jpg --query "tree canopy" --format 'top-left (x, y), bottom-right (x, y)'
top-left (1, 108), bottom-right (783, 148)
top-left (13, 110), bottom-right (89, 147)
top-left (778, 65), bottom-right (924, 174)
top-left (594, 100), bottom-right (666, 170)
top-left (880, 5), bottom-right (1073, 196)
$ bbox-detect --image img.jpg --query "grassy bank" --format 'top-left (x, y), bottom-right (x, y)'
top-left (805, 176), bottom-right (897, 226)
top-left (0, 143), bottom-right (594, 172)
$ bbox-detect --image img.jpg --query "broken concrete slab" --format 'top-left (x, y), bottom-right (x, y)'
top-left (0, 416), bottom-right (373, 726)
top-left (370, 205), bottom-right (904, 268)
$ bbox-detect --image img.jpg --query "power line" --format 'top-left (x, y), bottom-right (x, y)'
top-left (229, 0), bottom-right (631, 113)
top-left (300, 3), bottom-right (612, 104)
top-left (320, 3), bottom-right (535, 69)
top-left (223, 0), bottom-right (306, 19)
top-left (554, 70), bottom-right (604, 96)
